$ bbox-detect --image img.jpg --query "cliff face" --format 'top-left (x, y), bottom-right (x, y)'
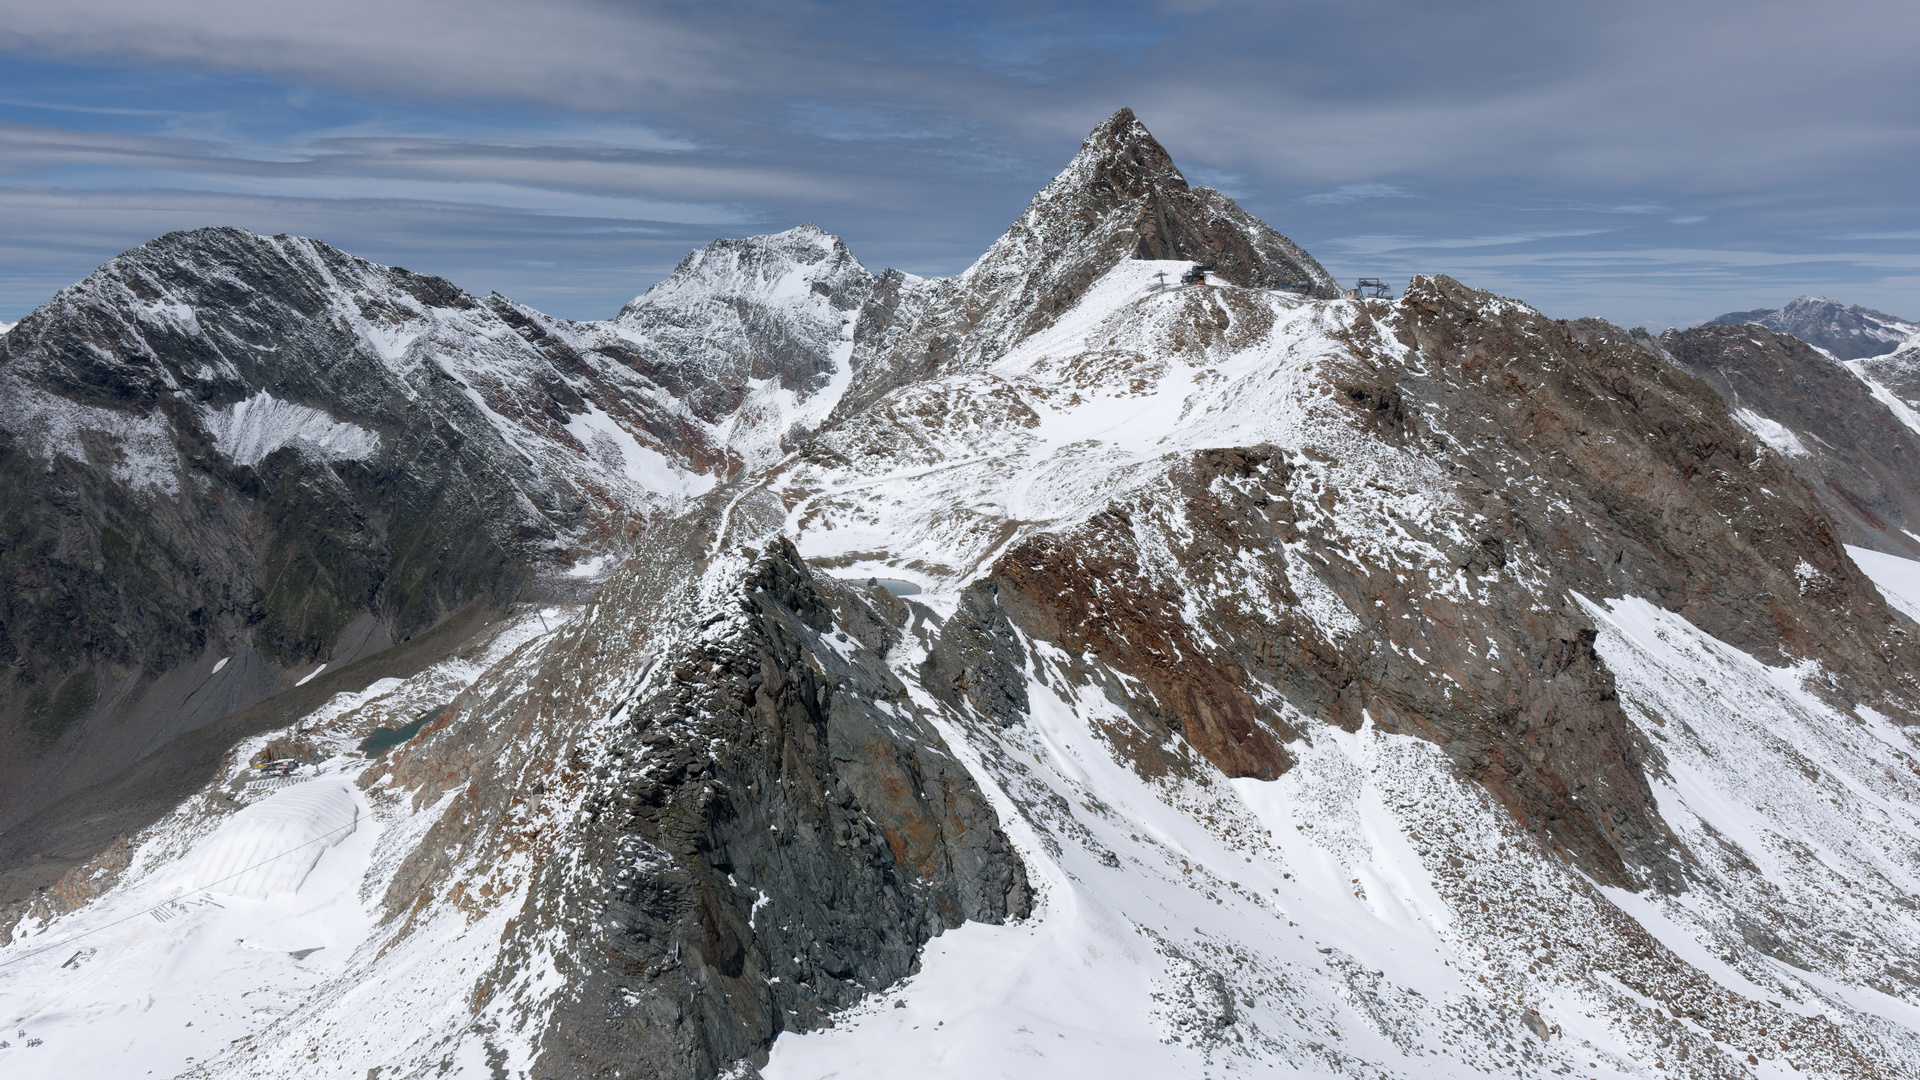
top-left (8, 110), bottom-right (1920, 1080)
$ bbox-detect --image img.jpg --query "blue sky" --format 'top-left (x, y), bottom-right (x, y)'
top-left (1, 0), bottom-right (1916, 328)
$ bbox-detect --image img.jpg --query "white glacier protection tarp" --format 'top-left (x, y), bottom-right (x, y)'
top-left (172, 779), bottom-right (359, 898)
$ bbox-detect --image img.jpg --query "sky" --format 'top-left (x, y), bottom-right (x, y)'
top-left (0, 0), bottom-right (1916, 329)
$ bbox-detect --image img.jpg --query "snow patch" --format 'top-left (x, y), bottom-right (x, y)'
top-left (0, 379), bottom-right (182, 496)
top-left (205, 392), bottom-right (381, 467)
top-left (564, 403), bottom-right (713, 498)
top-left (1730, 407), bottom-right (1809, 457)
top-left (172, 780), bottom-right (359, 899)
top-left (1845, 359), bottom-right (1920, 439)
top-left (1845, 544), bottom-right (1920, 622)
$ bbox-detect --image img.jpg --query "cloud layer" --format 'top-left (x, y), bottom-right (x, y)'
top-left (0, 0), bottom-right (1915, 326)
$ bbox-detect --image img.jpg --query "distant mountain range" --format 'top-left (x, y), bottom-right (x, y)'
top-left (1702, 295), bottom-right (1917, 360)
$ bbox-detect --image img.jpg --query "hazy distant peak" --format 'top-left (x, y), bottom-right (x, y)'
top-left (1701, 295), bottom-right (1917, 360)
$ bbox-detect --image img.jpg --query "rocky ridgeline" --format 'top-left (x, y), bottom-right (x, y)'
top-left (1660, 324), bottom-right (1920, 557)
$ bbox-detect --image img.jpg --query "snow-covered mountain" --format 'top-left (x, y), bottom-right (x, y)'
top-left (6, 110), bottom-right (1920, 1080)
top-left (1703, 296), bottom-right (1919, 361)
top-left (0, 222), bottom-right (895, 846)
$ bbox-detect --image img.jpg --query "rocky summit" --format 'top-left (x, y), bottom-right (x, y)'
top-left (4, 110), bottom-right (1920, 1080)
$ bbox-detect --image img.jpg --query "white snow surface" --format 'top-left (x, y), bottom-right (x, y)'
top-left (1730, 406), bottom-right (1810, 457)
top-left (172, 780), bottom-right (359, 899)
top-left (1846, 544), bottom-right (1920, 622)
top-left (205, 392), bottom-right (381, 467)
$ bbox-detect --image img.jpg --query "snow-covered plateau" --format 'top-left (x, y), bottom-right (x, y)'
top-left (5, 109), bottom-right (1920, 1080)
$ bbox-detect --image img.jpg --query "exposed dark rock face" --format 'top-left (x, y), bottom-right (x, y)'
top-left (0, 226), bottom-right (720, 833)
top-left (366, 516), bottom-right (1028, 1080)
top-left (1382, 280), bottom-right (1915, 878)
top-left (535, 544), bottom-right (1025, 1079)
top-left (1702, 296), bottom-right (1916, 361)
top-left (1389, 282), bottom-right (1901, 682)
top-left (1662, 324), bottom-right (1920, 557)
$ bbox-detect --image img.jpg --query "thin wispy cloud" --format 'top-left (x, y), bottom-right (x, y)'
top-left (1332, 230), bottom-right (1613, 255)
top-left (0, 0), bottom-right (1912, 326)
top-left (1300, 183), bottom-right (1412, 206)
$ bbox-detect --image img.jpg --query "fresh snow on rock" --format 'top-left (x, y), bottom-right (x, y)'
top-left (770, 259), bottom-right (1396, 588)
top-left (1731, 406), bottom-right (1811, 457)
top-left (0, 381), bottom-right (183, 496)
top-left (204, 392), bottom-right (381, 467)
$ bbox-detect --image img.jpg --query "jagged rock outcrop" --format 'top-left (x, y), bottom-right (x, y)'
top-left (831, 107), bottom-right (1338, 418)
top-left (1703, 296), bottom-right (1917, 361)
top-left (292, 499), bottom-right (1031, 1080)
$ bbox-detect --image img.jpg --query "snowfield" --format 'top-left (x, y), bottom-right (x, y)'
top-left (1848, 545), bottom-right (1920, 623)
top-left (0, 606), bottom-right (577, 1079)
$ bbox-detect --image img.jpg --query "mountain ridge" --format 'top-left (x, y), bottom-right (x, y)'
top-left (4, 110), bottom-right (1920, 1080)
